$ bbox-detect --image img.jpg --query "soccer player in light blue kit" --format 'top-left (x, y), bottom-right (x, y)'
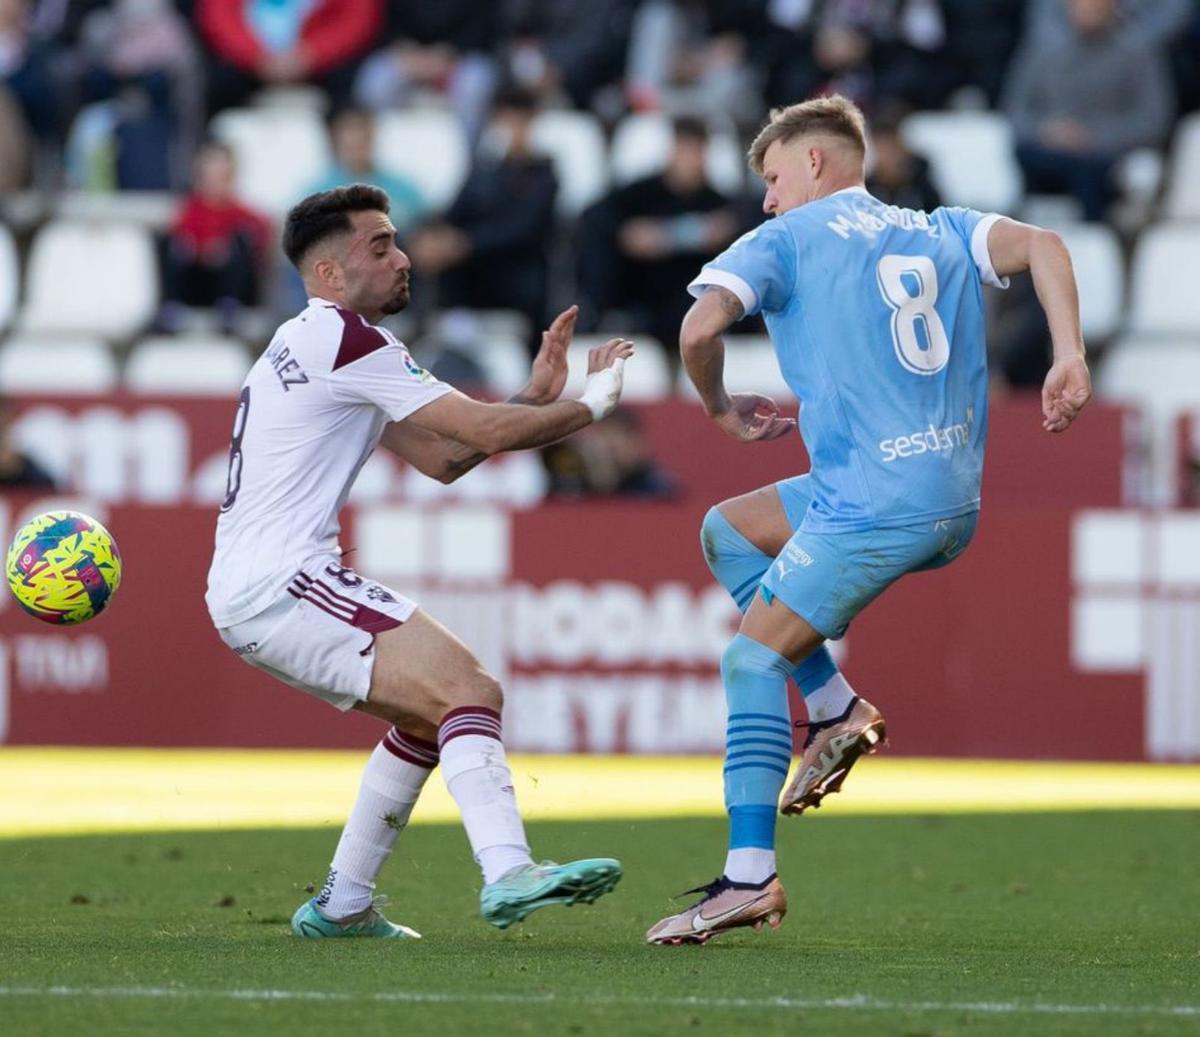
top-left (646, 96), bottom-right (1093, 945)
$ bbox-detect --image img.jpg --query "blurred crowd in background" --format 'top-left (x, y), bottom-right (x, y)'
top-left (1, 0), bottom-right (1199, 498)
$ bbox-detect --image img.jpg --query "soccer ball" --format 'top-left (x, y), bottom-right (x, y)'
top-left (5, 510), bottom-right (122, 625)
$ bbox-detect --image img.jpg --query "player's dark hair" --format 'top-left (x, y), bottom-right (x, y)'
top-left (747, 95), bottom-right (867, 175)
top-left (282, 184), bottom-right (390, 269)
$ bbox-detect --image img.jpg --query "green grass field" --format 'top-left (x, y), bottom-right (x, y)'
top-left (2, 812), bottom-right (1198, 1036)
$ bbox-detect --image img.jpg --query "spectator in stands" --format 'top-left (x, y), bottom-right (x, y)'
top-left (159, 141), bottom-right (271, 333)
top-left (1004, 0), bottom-right (1175, 221)
top-left (75, 0), bottom-right (201, 190)
top-left (544, 407), bottom-right (676, 499)
top-left (0, 400), bottom-right (55, 490)
top-left (353, 0), bottom-right (500, 142)
top-left (758, 0), bottom-right (952, 114)
top-left (1028, 0), bottom-right (1194, 49)
top-left (865, 114), bottom-right (942, 212)
top-left (406, 86), bottom-right (557, 353)
top-left (0, 0), bottom-right (58, 145)
top-left (196, 0), bottom-right (383, 114)
top-left (578, 115), bottom-right (738, 352)
top-left (500, 0), bottom-right (634, 112)
top-left (939, 0), bottom-right (1025, 106)
top-left (305, 108), bottom-right (427, 235)
top-left (624, 0), bottom-right (764, 126)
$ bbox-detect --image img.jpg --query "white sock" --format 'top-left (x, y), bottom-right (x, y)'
top-left (315, 727), bottom-right (437, 921)
top-left (723, 847), bottom-right (777, 885)
top-left (805, 672), bottom-right (856, 723)
top-left (438, 706), bottom-right (534, 885)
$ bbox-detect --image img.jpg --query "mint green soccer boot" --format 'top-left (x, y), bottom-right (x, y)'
top-left (291, 897), bottom-right (421, 939)
top-left (480, 858), bottom-right (622, 929)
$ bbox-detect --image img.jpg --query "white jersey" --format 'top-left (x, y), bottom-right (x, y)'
top-left (206, 298), bottom-right (452, 628)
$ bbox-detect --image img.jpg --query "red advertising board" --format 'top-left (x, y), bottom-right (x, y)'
top-left (0, 394), bottom-right (1169, 761)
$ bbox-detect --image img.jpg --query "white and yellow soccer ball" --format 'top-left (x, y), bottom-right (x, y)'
top-left (5, 510), bottom-right (122, 625)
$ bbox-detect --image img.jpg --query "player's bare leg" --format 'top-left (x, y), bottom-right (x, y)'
top-left (361, 611), bottom-right (621, 928)
top-left (741, 594), bottom-right (886, 816)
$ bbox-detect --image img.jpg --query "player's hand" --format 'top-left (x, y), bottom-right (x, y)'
top-left (714, 392), bottom-right (796, 442)
top-left (521, 305), bottom-right (577, 404)
top-left (1041, 354), bottom-right (1091, 433)
top-left (587, 337), bottom-right (634, 373)
top-left (578, 338), bottom-right (634, 421)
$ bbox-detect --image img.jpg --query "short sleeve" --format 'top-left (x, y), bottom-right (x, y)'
top-left (687, 219), bottom-right (797, 316)
top-left (937, 206), bottom-right (1010, 290)
top-left (328, 320), bottom-right (453, 421)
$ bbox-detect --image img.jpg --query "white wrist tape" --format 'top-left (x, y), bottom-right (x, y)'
top-left (577, 358), bottom-right (626, 421)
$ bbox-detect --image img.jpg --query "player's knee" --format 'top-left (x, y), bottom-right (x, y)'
top-left (700, 505), bottom-right (734, 574)
top-left (436, 671), bottom-right (503, 717)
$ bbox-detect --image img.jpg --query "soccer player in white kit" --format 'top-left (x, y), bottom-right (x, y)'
top-left (206, 185), bottom-right (631, 938)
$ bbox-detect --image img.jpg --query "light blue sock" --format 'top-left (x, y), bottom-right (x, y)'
top-left (700, 506), bottom-right (842, 700)
top-left (721, 633), bottom-right (794, 881)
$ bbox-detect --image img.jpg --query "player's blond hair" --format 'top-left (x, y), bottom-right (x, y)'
top-left (747, 95), bottom-right (867, 175)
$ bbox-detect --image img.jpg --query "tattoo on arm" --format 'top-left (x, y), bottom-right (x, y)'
top-left (440, 388), bottom-right (541, 478)
top-left (710, 285), bottom-right (745, 323)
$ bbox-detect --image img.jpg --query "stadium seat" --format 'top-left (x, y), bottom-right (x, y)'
top-left (124, 337), bottom-right (252, 395)
top-left (0, 336), bottom-right (118, 394)
top-left (1128, 223), bottom-right (1200, 336)
top-left (19, 220), bottom-right (158, 340)
top-left (609, 113), bottom-right (746, 196)
top-left (470, 335), bottom-right (531, 397)
top-left (55, 190), bottom-right (177, 231)
top-left (1163, 112), bottom-right (1200, 218)
top-left (211, 106), bottom-right (331, 218)
top-left (0, 222), bottom-right (17, 333)
top-left (531, 109), bottom-right (609, 217)
top-left (1097, 336), bottom-right (1200, 504)
top-left (373, 109), bottom-right (469, 213)
top-left (1057, 223), bottom-right (1124, 342)
top-left (562, 334), bottom-right (672, 401)
top-left (676, 335), bottom-right (792, 401)
top-left (901, 111), bottom-right (1022, 213)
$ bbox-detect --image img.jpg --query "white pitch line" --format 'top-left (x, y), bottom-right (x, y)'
top-left (0, 986), bottom-right (1197, 1018)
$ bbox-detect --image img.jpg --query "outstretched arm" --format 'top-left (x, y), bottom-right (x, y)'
top-left (680, 286), bottom-right (795, 442)
top-left (381, 305), bottom-right (581, 483)
top-left (383, 337), bottom-right (633, 483)
top-left (987, 218), bottom-right (1092, 433)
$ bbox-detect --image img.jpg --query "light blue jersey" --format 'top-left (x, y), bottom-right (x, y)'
top-left (690, 186), bottom-right (1007, 533)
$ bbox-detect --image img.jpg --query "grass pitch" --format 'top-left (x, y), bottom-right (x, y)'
top-left (2, 812), bottom-right (1198, 1036)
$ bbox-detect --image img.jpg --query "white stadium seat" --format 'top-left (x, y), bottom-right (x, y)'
top-left (901, 111), bottom-right (1022, 213)
top-left (0, 336), bottom-right (118, 393)
top-left (373, 109), bottom-right (469, 212)
top-left (531, 109), bottom-right (609, 217)
top-left (1128, 223), bottom-right (1200, 336)
top-left (562, 334), bottom-right (672, 401)
top-left (1098, 337), bottom-right (1200, 505)
top-left (1163, 112), bottom-right (1200, 219)
top-left (676, 335), bottom-right (792, 401)
top-left (0, 222), bottom-right (17, 333)
top-left (211, 106), bottom-right (331, 218)
top-left (20, 220), bottom-right (158, 339)
top-left (124, 337), bottom-right (252, 395)
top-left (471, 335), bottom-right (531, 397)
top-left (610, 113), bottom-right (746, 196)
top-left (1057, 222), bottom-right (1124, 342)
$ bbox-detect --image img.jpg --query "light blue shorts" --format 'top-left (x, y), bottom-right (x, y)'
top-left (761, 474), bottom-right (978, 640)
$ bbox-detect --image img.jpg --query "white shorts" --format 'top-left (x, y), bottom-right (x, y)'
top-left (217, 556), bottom-right (417, 711)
